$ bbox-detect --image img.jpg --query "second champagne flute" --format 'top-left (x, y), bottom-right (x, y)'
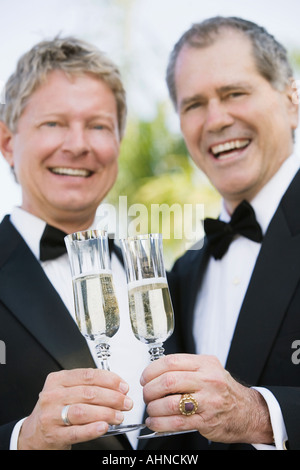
top-left (120, 234), bottom-right (174, 362)
top-left (120, 233), bottom-right (197, 439)
top-left (65, 229), bottom-right (145, 436)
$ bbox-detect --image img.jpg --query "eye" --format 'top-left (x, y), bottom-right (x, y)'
top-left (185, 101), bottom-right (203, 112)
top-left (228, 91), bottom-right (247, 99)
top-left (187, 103), bottom-right (200, 110)
top-left (43, 121), bottom-right (59, 128)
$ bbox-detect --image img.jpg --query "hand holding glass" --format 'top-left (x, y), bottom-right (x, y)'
top-left (65, 230), bottom-right (145, 436)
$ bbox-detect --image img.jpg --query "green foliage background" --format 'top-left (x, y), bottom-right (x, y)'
top-left (106, 104), bottom-right (221, 268)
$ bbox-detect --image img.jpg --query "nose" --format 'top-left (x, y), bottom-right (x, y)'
top-left (204, 99), bottom-right (234, 133)
top-left (62, 124), bottom-right (90, 157)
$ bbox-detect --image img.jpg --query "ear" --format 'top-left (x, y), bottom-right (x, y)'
top-left (285, 78), bottom-right (299, 131)
top-left (0, 121), bottom-right (14, 167)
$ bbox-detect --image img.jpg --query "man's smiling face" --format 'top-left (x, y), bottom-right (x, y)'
top-left (3, 69), bottom-right (120, 225)
top-left (175, 30), bottom-right (298, 211)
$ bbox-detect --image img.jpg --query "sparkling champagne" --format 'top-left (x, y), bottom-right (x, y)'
top-left (128, 277), bottom-right (174, 344)
top-left (73, 272), bottom-right (120, 341)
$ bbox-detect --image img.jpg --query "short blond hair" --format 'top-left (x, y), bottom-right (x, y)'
top-left (0, 36), bottom-right (127, 137)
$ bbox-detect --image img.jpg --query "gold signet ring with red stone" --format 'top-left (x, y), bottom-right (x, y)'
top-left (179, 394), bottom-right (198, 416)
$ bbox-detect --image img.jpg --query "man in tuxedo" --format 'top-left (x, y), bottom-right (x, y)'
top-left (141, 17), bottom-right (300, 450)
top-left (0, 36), bottom-right (155, 451)
top-left (0, 34), bottom-right (202, 453)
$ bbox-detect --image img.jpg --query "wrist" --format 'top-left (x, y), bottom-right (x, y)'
top-left (243, 388), bottom-right (274, 445)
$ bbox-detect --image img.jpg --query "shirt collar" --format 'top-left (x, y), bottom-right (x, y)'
top-left (9, 208), bottom-right (108, 261)
top-left (10, 207), bottom-right (47, 259)
top-left (220, 153), bottom-right (300, 234)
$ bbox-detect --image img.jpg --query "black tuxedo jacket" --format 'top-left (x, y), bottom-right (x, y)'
top-left (168, 169), bottom-right (300, 450)
top-left (0, 215), bottom-right (199, 451)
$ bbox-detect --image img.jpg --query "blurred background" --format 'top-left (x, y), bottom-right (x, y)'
top-left (1, 0), bottom-right (300, 266)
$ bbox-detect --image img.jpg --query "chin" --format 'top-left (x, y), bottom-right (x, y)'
top-left (218, 175), bottom-right (255, 197)
top-left (51, 200), bottom-right (97, 215)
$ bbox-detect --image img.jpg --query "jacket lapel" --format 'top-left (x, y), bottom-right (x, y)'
top-left (171, 239), bottom-right (210, 354)
top-left (0, 216), bottom-right (95, 370)
top-left (226, 171), bottom-right (300, 384)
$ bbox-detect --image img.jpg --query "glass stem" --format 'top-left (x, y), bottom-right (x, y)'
top-left (148, 343), bottom-right (165, 361)
top-left (95, 343), bottom-right (111, 370)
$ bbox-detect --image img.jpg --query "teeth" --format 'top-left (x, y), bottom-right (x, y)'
top-left (51, 167), bottom-right (92, 177)
top-left (211, 139), bottom-right (250, 156)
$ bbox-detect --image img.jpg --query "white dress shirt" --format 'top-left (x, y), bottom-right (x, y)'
top-left (194, 153), bottom-right (300, 450)
top-left (9, 209), bottom-right (150, 449)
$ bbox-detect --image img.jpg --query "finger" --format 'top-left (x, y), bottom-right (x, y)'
top-left (143, 371), bottom-right (202, 403)
top-left (61, 421), bottom-right (110, 446)
top-left (146, 392), bottom-right (201, 418)
top-left (146, 394), bottom-right (182, 417)
top-left (146, 394), bottom-right (189, 417)
top-left (140, 354), bottom-right (202, 386)
top-left (45, 368), bottom-right (129, 394)
top-left (39, 384), bottom-right (133, 427)
top-left (145, 415), bottom-right (200, 434)
top-left (58, 384), bottom-right (134, 410)
top-left (61, 403), bottom-right (126, 427)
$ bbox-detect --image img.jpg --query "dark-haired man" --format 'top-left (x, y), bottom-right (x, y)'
top-left (142, 17), bottom-right (300, 450)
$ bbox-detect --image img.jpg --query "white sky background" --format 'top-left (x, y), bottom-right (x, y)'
top-left (1, 0), bottom-right (300, 219)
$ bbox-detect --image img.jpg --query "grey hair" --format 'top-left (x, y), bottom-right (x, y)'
top-left (0, 36), bottom-right (127, 137)
top-left (166, 16), bottom-right (294, 109)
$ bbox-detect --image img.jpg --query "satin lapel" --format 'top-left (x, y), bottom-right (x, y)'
top-left (226, 176), bottom-right (300, 385)
top-left (0, 216), bottom-right (95, 370)
top-left (174, 240), bottom-right (210, 354)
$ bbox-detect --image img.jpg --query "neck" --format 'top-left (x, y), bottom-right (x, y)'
top-left (46, 217), bottom-right (96, 235)
top-left (223, 152), bottom-right (294, 215)
top-left (223, 199), bottom-right (245, 216)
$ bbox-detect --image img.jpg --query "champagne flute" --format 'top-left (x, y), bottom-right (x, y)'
top-left (121, 234), bottom-right (196, 439)
top-left (120, 234), bottom-right (174, 362)
top-left (65, 229), bottom-right (145, 436)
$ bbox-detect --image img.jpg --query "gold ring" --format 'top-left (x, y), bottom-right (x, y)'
top-left (179, 394), bottom-right (198, 416)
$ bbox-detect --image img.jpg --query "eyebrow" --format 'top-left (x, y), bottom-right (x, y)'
top-left (217, 83), bottom-right (253, 94)
top-left (37, 111), bottom-right (117, 122)
top-left (179, 82), bottom-right (253, 111)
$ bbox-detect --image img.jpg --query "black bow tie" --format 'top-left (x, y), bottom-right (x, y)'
top-left (204, 200), bottom-right (263, 260)
top-left (40, 224), bottom-right (68, 261)
top-left (40, 224), bottom-right (114, 261)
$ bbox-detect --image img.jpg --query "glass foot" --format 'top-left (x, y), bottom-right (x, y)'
top-left (100, 423), bottom-right (146, 437)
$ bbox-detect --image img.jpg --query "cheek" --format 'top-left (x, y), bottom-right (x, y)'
top-left (37, 129), bottom-right (65, 151)
top-left (180, 114), bottom-right (199, 139)
top-left (242, 96), bottom-right (285, 138)
top-left (180, 117), bottom-right (204, 154)
top-left (92, 135), bottom-right (120, 164)
top-left (13, 132), bottom-right (59, 168)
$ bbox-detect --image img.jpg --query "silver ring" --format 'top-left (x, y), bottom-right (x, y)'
top-left (61, 405), bottom-right (72, 426)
